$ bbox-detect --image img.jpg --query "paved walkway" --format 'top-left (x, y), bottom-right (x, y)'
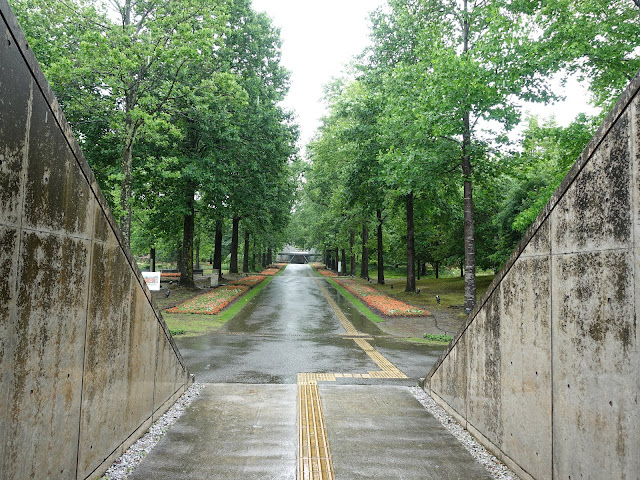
top-left (130, 264), bottom-right (492, 479)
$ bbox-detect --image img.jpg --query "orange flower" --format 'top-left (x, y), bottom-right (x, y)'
top-left (334, 279), bottom-right (429, 317)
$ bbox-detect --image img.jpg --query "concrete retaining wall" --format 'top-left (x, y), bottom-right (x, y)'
top-left (423, 69), bottom-right (640, 479)
top-left (0, 2), bottom-right (192, 479)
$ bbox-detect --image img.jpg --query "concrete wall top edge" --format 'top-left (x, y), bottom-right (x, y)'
top-left (425, 67), bottom-right (640, 383)
top-left (0, 0), bottom-right (187, 372)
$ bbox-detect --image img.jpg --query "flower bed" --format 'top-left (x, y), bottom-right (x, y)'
top-left (161, 273), bottom-right (180, 280)
top-left (334, 279), bottom-right (429, 317)
top-left (165, 285), bottom-right (249, 315)
top-left (260, 263), bottom-right (287, 275)
top-left (231, 275), bottom-right (267, 287)
top-left (314, 266), bottom-right (338, 277)
top-left (259, 268), bottom-right (280, 276)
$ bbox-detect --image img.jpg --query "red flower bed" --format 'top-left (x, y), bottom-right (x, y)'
top-left (161, 272), bottom-right (180, 280)
top-left (313, 265), bottom-right (337, 277)
top-left (260, 268), bottom-right (280, 276)
top-left (335, 279), bottom-right (428, 317)
top-left (232, 275), bottom-right (267, 286)
top-left (166, 285), bottom-right (249, 315)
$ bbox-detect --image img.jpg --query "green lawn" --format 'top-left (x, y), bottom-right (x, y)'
top-left (368, 274), bottom-right (495, 311)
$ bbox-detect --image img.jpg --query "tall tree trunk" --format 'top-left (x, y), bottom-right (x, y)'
top-left (341, 249), bottom-right (346, 276)
top-left (213, 220), bottom-right (222, 271)
top-left (462, 0), bottom-right (476, 312)
top-left (417, 258), bottom-right (421, 280)
top-left (119, 4), bottom-right (135, 248)
top-left (252, 238), bottom-right (256, 271)
top-left (360, 224), bottom-right (369, 279)
top-left (242, 230), bottom-right (250, 273)
top-left (267, 247), bottom-right (273, 265)
top-left (176, 243), bottom-right (183, 276)
top-left (230, 217), bottom-right (240, 273)
top-left (350, 231), bottom-right (355, 275)
top-left (435, 261), bottom-right (440, 279)
top-left (120, 135), bottom-right (133, 248)
top-left (462, 122), bottom-right (476, 311)
top-left (150, 247), bottom-right (156, 272)
top-left (180, 188), bottom-right (195, 287)
top-left (405, 192), bottom-right (416, 293)
top-left (333, 247), bottom-right (339, 273)
top-left (325, 248), bottom-right (330, 267)
top-left (377, 209), bottom-right (385, 285)
top-left (195, 237), bottom-right (200, 269)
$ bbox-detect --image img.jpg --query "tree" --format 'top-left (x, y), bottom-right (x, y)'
top-left (530, 0), bottom-right (640, 109)
top-left (367, 0), bottom-right (557, 309)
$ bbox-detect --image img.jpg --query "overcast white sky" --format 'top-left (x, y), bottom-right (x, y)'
top-left (251, 1), bottom-right (600, 151)
top-left (252, 0), bottom-right (387, 147)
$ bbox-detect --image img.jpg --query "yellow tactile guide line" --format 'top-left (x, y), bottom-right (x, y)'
top-left (296, 280), bottom-right (408, 479)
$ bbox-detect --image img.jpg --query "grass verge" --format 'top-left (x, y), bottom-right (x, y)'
top-left (325, 277), bottom-right (385, 324)
top-left (401, 337), bottom-right (451, 346)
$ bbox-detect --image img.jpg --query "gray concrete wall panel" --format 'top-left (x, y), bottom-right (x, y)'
top-left (153, 325), bottom-right (188, 419)
top-left (499, 254), bottom-right (552, 480)
top-left (124, 286), bottom-right (158, 432)
top-left (425, 70), bottom-right (640, 479)
top-left (551, 250), bottom-right (639, 479)
top-left (467, 295), bottom-right (503, 448)
top-left (0, 2), bottom-right (191, 479)
top-left (78, 242), bottom-right (134, 478)
top-left (5, 232), bottom-right (90, 478)
top-left (0, 24), bottom-right (29, 227)
top-left (23, 92), bottom-right (94, 238)
top-left (428, 334), bottom-right (468, 420)
top-left (551, 111), bottom-right (633, 255)
top-left (0, 226), bottom-right (18, 479)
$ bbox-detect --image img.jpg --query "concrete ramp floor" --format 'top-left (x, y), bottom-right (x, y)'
top-left (128, 383), bottom-right (492, 479)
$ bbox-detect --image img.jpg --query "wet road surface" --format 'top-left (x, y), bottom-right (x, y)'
top-left (130, 264), bottom-right (494, 479)
top-left (176, 263), bottom-right (445, 384)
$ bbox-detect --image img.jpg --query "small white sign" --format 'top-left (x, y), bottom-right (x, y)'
top-left (142, 272), bottom-right (161, 291)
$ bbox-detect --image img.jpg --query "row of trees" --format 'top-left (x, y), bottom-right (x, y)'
top-left (292, 0), bottom-right (640, 311)
top-left (13, 0), bottom-right (299, 286)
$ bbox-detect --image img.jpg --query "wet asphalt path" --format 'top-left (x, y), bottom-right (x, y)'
top-left (175, 264), bottom-right (445, 385)
top-left (131, 264), bottom-right (495, 479)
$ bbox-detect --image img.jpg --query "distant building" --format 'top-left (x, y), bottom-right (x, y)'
top-left (277, 244), bottom-right (322, 263)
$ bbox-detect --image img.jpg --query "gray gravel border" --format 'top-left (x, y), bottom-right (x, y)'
top-left (410, 386), bottom-right (520, 480)
top-left (100, 383), bottom-right (205, 480)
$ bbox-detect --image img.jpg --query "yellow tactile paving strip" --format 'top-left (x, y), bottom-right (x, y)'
top-left (354, 338), bottom-right (408, 378)
top-left (297, 375), bottom-right (335, 480)
top-left (297, 279), bottom-right (410, 479)
top-left (315, 280), bottom-right (360, 336)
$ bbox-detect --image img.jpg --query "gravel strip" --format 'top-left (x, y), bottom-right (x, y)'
top-left (410, 386), bottom-right (520, 480)
top-left (100, 383), bottom-right (205, 480)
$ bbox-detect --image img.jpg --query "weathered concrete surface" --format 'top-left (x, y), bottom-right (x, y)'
top-left (129, 384), bottom-right (298, 480)
top-left (424, 70), bottom-right (640, 480)
top-left (129, 384), bottom-right (494, 480)
top-left (322, 385), bottom-right (493, 479)
top-left (0, 2), bottom-right (191, 479)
